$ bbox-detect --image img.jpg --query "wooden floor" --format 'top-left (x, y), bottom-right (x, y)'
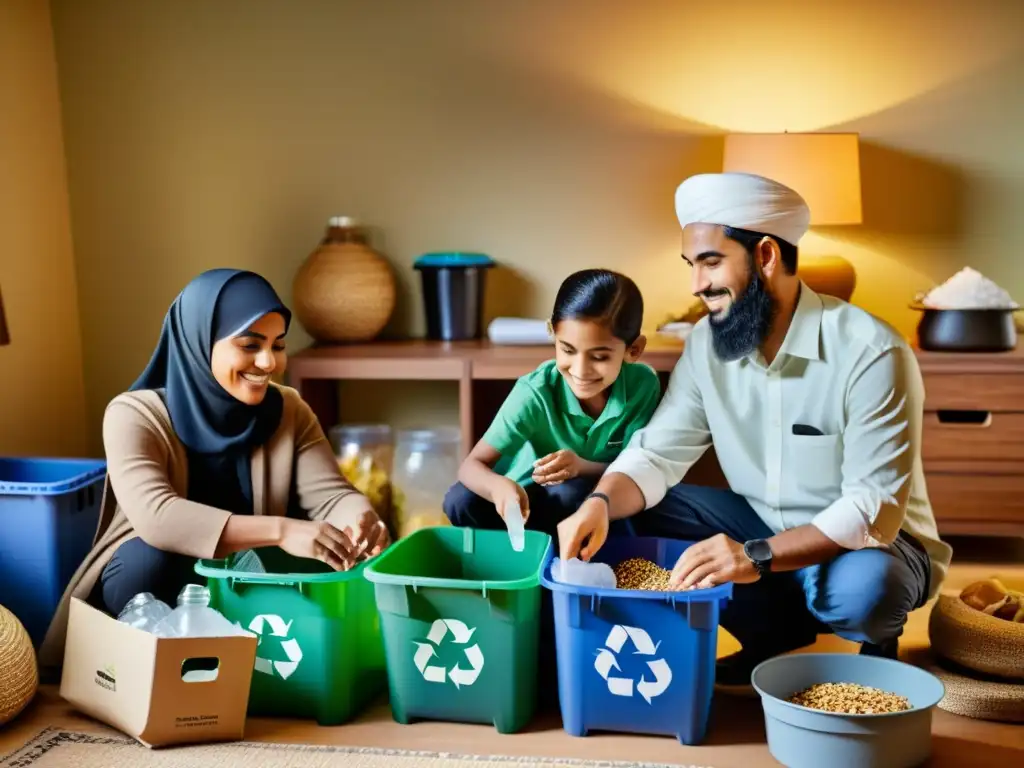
top-left (3, 537), bottom-right (1023, 767)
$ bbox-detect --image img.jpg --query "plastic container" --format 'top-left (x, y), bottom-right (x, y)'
top-left (151, 584), bottom-right (250, 638)
top-left (364, 526), bottom-right (551, 733)
top-left (540, 536), bottom-right (733, 745)
top-left (194, 547), bottom-right (387, 726)
top-left (391, 427), bottom-right (461, 538)
top-left (752, 653), bottom-right (946, 768)
top-left (0, 457), bottom-right (106, 646)
top-left (329, 424), bottom-right (394, 531)
top-left (117, 592), bottom-right (173, 633)
top-left (414, 252), bottom-right (495, 341)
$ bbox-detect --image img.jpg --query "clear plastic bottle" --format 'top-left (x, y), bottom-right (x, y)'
top-left (117, 592), bottom-right (173, 633)
top-left (151, 584), bottom-right (245, 638)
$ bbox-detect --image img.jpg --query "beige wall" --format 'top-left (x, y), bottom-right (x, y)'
top-left (47, 0), bottom-right (1024, 450)
top-left (0, 0), bottom-right (89, 457)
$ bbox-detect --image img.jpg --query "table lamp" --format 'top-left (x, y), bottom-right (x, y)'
top-left (0, 285), bottom-right (9, 346)
top-left (722, 132), bottom-right (862, 301)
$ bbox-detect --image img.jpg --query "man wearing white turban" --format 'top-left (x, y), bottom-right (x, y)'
top-left (557, 173), bottom-right (951, 689)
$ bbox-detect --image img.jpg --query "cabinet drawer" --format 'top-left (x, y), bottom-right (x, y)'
top-left (924, 374), bottom-right (1024, 412)
top-left (927, 473), bottom-right (1024, 526)
top-left (922, 410), bottom-right (1024, 463)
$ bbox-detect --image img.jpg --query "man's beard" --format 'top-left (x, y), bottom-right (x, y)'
top-left (705, 264), bottom-right (775, 362)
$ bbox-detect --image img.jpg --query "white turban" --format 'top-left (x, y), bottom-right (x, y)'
top-left (674, 172), bottom-right (811, 246)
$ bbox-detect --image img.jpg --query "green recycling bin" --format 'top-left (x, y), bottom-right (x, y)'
top-left (364, 526), bottom-right (551, 734)
top-left (195, 547), bottom-right (386, 726)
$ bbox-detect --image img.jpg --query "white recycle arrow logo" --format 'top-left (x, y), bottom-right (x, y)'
top-left (248, 614), bottom-right (303, 681)
top-left (594, 624), bottom-right (672, 704)
top-left (413, 619), bottom-right (484, 689)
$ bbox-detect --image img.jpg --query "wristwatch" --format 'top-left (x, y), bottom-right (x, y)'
top-left (743, 538), bottom-right (773, 576)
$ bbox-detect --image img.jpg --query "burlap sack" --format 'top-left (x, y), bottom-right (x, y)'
top-left (928, 593), bottom-right (1024, 681)
top-left (927, 657), bottom-right (1024, 723)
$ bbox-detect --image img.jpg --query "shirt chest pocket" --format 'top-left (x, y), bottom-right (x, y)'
top-left (784, 433), bottom-right (843, 493)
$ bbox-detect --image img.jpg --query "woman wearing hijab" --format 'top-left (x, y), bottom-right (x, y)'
top-left (40, 269), bottom-right (388, 669)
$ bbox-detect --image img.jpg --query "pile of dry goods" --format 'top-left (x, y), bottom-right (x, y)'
top-left (614, 558), bottom-right (672, 591)
top-left (788, 682), bottom-right (912, 714)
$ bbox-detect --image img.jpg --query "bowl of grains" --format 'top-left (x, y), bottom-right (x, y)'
top-left (751, 653), bottom-right (945, 768)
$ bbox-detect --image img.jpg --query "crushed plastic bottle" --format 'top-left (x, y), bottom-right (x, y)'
top-left (151, 584), bottom-right (251, 638)
top-left (551, 557), bottom-right (617, 589)
top-left (504, 499), bottom-right (526, 552)
top-left (232, 548), bottom-right (266, 573)
top-left (117, 592), bottom-right (173, 633)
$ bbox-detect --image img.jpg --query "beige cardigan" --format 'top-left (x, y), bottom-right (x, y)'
top-left (40, 384), bottom-right (368, 669)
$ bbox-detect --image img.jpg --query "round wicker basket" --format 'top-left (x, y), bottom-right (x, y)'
top-left (0, 604), bottom-right (39, 725)
top-left (928, 593), bottom-right (1024, 681)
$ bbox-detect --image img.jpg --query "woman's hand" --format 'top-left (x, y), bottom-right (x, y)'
top-left (277, 518), bottom-right (360, 571)
top-left (342, 508), bottom-right (392, 561)
top-left (532, 449), bottom-right (582, 485)
top-left (491, 477), bottom-right (530, 523)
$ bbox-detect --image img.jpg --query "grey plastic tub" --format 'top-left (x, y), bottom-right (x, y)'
top-left (752, 653), bottom-right (945, 768)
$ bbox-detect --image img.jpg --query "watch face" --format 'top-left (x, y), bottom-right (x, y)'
top-left (747, 539), bottom-right (772, 562)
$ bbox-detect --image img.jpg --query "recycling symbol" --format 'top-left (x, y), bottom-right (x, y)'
top-left (248, 614), bottom-right (303, 681)
top-left (413, 618), bottom-right (484, 689)
top-left (594, 624), bottom-right (672, 704)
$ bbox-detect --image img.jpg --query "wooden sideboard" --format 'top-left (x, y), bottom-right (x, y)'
top-left (287, 339), bottom-right (1024, 537)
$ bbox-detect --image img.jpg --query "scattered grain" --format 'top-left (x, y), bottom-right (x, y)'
top-left (614, 558), bottom-right (672, 591)
top-left (788, 682), bottom-right (911, 715)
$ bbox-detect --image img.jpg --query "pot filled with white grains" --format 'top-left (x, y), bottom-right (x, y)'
top-left (751, 653), bottom-right (945, 768)
top-left (912, 267), bottom-right (1019, 352)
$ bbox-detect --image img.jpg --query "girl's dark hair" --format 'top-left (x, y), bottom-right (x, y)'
top-left (551, 269), bottom-right (644, 344)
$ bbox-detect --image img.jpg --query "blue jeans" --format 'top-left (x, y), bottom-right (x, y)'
top-left (443, 477), bottom-right (598, 537)
top-left (89, 536), bottom-right (198, 618)
top-left (634, 484), bottom-right (932, 652)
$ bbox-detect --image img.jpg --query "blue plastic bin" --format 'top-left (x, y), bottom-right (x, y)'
top-left (540, 536), bottom-right (733, 745)
top-left (0, 457), bottom-right (107, 646)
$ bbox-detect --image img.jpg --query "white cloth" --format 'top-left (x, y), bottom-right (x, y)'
top-left (487, 317), bottom-right (552, 345)
top-left (674, 172), bottom-right (811, 246)
top-left (607, 283), bottom-right (952, 599)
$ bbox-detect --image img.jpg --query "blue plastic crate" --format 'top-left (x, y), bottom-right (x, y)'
top-left (0, 457), bottom-right (107, 646)
top-left (540, 536), bottom-right (733, 745)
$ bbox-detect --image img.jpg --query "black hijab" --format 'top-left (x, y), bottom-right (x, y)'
top-left (131, 268), bottom-right (292, 514)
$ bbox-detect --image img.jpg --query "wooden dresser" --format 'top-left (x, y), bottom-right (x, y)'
top-left (288, 340), bottom-right (1024, 537)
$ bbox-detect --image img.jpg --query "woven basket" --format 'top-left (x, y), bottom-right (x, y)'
top-left (0, 604), bottom-right (39, 725)
top-left (928, 593), bottom-right (1024, 681)
top-left (927, 657), bottom-right (1024, 723)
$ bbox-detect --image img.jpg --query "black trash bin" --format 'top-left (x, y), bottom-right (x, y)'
top-left (414, 252), bottom-right (495, 341)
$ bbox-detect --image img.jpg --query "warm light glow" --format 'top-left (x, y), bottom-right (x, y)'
top-left (723, 133), bottom-right (862, 226)
top-left (463, 2), bottom-right (1024, 133)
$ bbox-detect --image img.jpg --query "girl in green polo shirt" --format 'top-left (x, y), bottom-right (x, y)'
top-left (443, 269), bottom-right (662, 537)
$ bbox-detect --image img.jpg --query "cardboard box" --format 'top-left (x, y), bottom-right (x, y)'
top-left (60, 597), bottom-right (258, 748)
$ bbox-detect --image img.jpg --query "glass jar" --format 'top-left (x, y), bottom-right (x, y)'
top-left (392, 427), bottom-right (461, 538)
top-left (328, 424), bottom-right (394, 530)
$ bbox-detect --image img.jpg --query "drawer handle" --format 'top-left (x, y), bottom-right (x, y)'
top-left (936, 409), bottom-right (992, 427)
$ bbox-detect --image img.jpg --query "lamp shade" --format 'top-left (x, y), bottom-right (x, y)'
top-left (0, 286), bottom-right (9, 346)
top-left (723, 132), bottom-right (862, 226)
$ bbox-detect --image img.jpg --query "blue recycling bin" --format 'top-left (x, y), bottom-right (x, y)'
top-left (0, 457), bottom-right (106, 645)
top-left (540, 536), bottom-right (733, 745)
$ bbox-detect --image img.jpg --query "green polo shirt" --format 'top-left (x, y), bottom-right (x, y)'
top-left (483, 359), bottom-right (662, 487)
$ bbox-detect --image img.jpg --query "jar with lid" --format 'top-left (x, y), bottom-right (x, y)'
top-left (391, 427), bottom-right (461, 538)
top-left (328, 424), bottom-right (394, 532)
